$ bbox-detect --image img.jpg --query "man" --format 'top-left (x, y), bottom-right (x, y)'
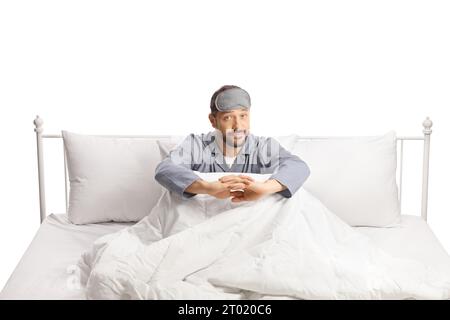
top-left (154, 85), bottom-right (310, 203)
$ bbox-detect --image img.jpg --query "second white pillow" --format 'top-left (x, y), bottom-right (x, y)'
top-left (291, 131), bottom-right (400, 227)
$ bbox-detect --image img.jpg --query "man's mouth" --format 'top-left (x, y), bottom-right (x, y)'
top-left (229, 131), bottom-right (246, 139)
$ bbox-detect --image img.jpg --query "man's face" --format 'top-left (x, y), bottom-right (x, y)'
top-left (209, 108), bottom-right (250, 148)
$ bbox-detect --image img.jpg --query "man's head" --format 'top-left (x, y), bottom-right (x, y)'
top-left (209, 85), bottom-right (251, 148)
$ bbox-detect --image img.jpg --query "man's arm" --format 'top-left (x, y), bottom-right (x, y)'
top-left (267, 138), bottom-right (311, 198)
top-left (184, 179), bottom-right (209, 194)
top-left (262, 178), bottom-right (288, 194)
top-left (154, 134), bottom-right (202, 199)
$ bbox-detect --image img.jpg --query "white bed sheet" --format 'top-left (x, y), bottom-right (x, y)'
top-left (1, 213), bottom-right (450, 300)
top-left (0, 214), bottom-right (133, 300)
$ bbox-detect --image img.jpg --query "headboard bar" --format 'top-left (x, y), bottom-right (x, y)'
top-left (42, 134), bottom-right (174, 139)
top-left (421, 117), bottom-right (433, 221)
top-left (33, 116), bottom-right (46, 223)
top-left (33, 116), bottom-right (433, 224)
top-left (42, 134), bottom-right (425, 140)
top-left (398, 139), bottom-right (404, 213)
top-left (63, 141), bottom-right (69, 214)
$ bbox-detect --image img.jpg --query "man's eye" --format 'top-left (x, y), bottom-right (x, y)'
top-left (224, 116), bottom-right (231, 120)
top-left (240, 114), bottom-right (247, 118)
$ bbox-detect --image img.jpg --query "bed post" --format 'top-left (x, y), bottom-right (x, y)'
top-left (421, 117), bottom-right (433, 222)
top-left (34, 115), bottom-right (46, 223)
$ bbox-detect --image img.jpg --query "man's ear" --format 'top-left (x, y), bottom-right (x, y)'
top-left (209, 113), bottom-right (217, 129)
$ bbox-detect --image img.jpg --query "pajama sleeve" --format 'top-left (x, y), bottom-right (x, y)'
top-left (154, 134), bottom-right (202, 199)
top-left (266, 138), bottom-right (311, 198)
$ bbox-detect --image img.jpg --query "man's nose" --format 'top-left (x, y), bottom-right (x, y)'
top-left (231, 119), bottom-right (237, 130)
top-left (233, 118), bottom-right (244, 130)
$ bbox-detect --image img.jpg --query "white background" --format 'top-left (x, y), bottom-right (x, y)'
top-left (0, 0), bottom-right (449, 291)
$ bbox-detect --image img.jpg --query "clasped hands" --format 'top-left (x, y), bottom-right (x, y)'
top-left (187, 174), bottom-right (286, 202)
top-left (204, 174), bottom-right (285, 203)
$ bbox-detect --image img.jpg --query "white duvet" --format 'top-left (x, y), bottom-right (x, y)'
top-left (78, 185), bottom-right (450, 300)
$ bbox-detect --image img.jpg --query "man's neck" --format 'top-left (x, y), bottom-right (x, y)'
top-left (213, 130), bottom-right (243, 157)
top-left (222, 144), bottom-right (240, 157)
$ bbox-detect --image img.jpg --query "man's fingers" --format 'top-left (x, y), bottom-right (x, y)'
top-left (220, 175), bottom-right (254, 184)
top-left (231, 192), bottom-right (245, 202)
top-left (234, 177), bottom-right (253, 186)
top-left (238, 175), bottom-right (254, 182)
top-left (219, 175), bottom-right (239, 183)
top-left (227, 183), bottom-right (246, 190)
top-left (219, 176), bottom-right (254, 185)
top-left (219, 177), bottom-right (240, 183)
top-left (239, 175), bottom-right (255, 184)
top-left (219, 175), bottom-right (254, 180)
top-left (230, 190), bottom-right (245, 196)
top-left (221, 178), bottom-right (249, 186)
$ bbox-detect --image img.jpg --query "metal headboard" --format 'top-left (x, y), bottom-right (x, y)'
top-left (32, 116), bottom-right (433, 224)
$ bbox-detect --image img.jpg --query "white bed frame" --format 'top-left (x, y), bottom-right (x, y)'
top-left (32, 116), bottom-right (434, 224)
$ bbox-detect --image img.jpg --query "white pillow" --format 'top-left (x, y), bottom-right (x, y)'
top-left (274, 134), bottom-right (298, 151)
top-left (291, 131), bottom-right (400, 227)
top-left (156, 135), bottom-right (184, 159)
top-left (62, 131), bottom-right (177, 224)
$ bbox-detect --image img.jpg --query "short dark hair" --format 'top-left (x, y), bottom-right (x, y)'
top-left (210, 85), bottom-right (242, 114)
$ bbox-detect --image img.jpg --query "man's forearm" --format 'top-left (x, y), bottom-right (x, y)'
top-left (154, 157), bottom-right (206, 199)
top-left (185, 179), bottom-right (210, 195)
top-left (263, 179), bottom-right (287, 194)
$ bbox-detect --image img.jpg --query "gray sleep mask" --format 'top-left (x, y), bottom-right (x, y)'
top-left (214, 88), bottom-right (251, 112)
